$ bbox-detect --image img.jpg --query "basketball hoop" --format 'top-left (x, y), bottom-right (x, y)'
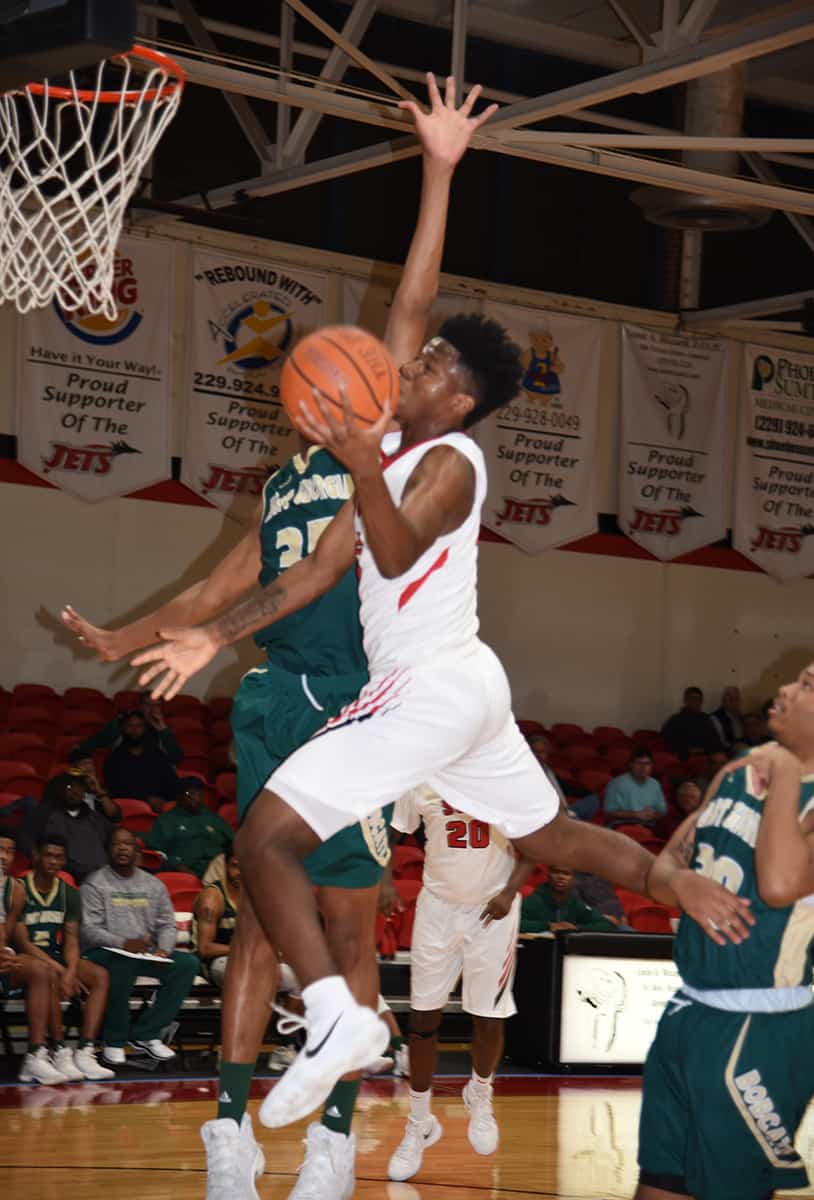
top-left (0, 45), bottom-right (184, 319)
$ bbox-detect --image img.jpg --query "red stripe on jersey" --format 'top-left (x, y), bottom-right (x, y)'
top-left (497, 943), bottom-right (516, 991)
top-left (326, 669), bottom-right (406, 727)
top-left (398, 548), bottom-right (449, 611)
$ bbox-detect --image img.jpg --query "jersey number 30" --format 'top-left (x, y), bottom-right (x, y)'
top-left (695, 842), bottom-right (745, 895)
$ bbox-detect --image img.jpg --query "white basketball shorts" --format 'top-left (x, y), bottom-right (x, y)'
top-left (267, 639), bottom-right (559, 843)
top-left (410, 887), bottom-right (521, 1019)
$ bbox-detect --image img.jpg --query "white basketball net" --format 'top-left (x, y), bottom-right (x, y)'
top-left (0, 52), bottom-right (182, 319)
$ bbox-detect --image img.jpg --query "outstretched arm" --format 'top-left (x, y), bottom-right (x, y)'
top-left (132, 501), bottom-right (357, 698)
top-left (61, 505), bottom-right (263, 661)
top-left (385, 73), bottom-right (497, 368)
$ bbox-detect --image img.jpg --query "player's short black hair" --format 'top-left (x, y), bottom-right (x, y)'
top-left (0, 825), bottom-right (16, 845)
top-left (438, 313), bottom-right (524, 428)
top-left (68, 746), bottom-right (90, 764)
top-left (684, 686), bottom-right (703, 699)
top-left (35, 833), bottom-right (68, 852)
top-left (630, 746), bottom-right (653, 762)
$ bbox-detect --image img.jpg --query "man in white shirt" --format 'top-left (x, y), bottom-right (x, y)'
top-left (384, 785), bottom-right (534, 1183)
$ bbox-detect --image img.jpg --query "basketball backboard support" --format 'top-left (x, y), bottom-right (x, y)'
top-left (0, 0), bottom-right (135, 91)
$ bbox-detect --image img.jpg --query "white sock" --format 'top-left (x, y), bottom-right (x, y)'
top-left (408, 1088), bottom-right (432, 1124)
top-left (471, 1070), bottom-right (493, 1089)
top-left (302, 975), bottom-right (355, 1021)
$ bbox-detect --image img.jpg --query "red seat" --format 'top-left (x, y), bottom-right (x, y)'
top-left (393, 878), bottom-right (423, 949)
top-left (0, 761), bottom-right (36, 785)
top-left (156, 871), bottom-right (203, 910)
top-left (114, 690), bottom-right (142, 712)
top-left (614, 822), bottom-right (661, 847)
top-left (171, 716), bottom-right (207, 735)
top-left (138, 847), bottom-right (165, 872)
top-left (116, 798), bottom-right (156, 834)
top-left (207, 698), bottom-right (233, 721)
top-left (176, 758), bottom-right (209, 782)
top-left (392, 844), bottom-right (424, 881)
top-left (12, 684), bottom-right (59, 704)
top-left (209, 719), bottom-right (233, 746)
top-left (11, 851), bottom-right (31, 877)
top-left (578, 768), bottom-right (613, 796)
top-left (165, 695), bottom-right (204, 718)
top-left (0, 794), bottom-right (25, 829)
top-left (685, 754), bottom-right (709, 778)
top-left (63, 687), bottom-right (108, 708)
top-left (60, 708), bottom-right (107, 734)
top-left (209, 745), bottom-right (234, 775)
top-left (0, 732), bottom-right (47, 756)
top-left (516, 719), bottom-right (547, 738)
top-left (57, 869), bottom-right (77, 887)
top-left (13, 746), bottom-right (55, 777)
top-left (592, 726), bottom-right (626, 749)
top-left (4, 775), bottom-right (45, 801)
top-left (605, 744), bottom-right (633, 772)
top-left (652, 750), bottom-right (681, 776)
top-left (631, 729), bottom-right (663, 750)
top-left (220, 802), bottom-right (239, 830)
top-left (550, 723), bottom-right (585, 746)
top-left (178, 733), bottom-right (209, 758)
top-left (8, 718), bottom-right (57, 746)
top-left (215, 772), bottom-right (237, 804)
top-left (627, 904), bottom-right (676, 934)
top-left (563, 743), bottom-right (597, 769)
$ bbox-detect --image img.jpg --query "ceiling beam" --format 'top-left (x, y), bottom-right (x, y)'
top-left (283, 0), bottom-right (414, 100)
top-left (488, 5), bottom-right (814, 130)
top-left (451, 0), bottom-right (468, 105)
top-left (276, 1), bottom-right (294, 164)
top-left (680, 0), bottom-right (721, 42)
top-left (170, 0), bottom-right (274, 162)
top-left (683, 289), bottom-right (814, 323)
top-left (743, 152), bottom-right (814, 257)
top-left (606, 0), bottom-right (652, 51)
top-left (283, 0), bottom-right (378, 166)
top-left (493, 131), bottom-right (814, 151)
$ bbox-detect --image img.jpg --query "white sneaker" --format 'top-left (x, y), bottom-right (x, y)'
top-left (289, 1123), bottom-right (355, 1199)
top-left (259, 1002), bottom-right (389, 1129)
top-left (365, 1054), bottom-right (394, 1075)
top-left (201, 1113), bottom-right (265, 1200)
top-left (268, 1045), bottom-right (297, 1073)
top-left (462, 1079), bottom-right (499, 1155)
top-left (52, 1046), bottom-right (85, 1082)
top-left (387, 1115), bottom-right (443, 1182)
top-left (102, 1045), bottom-right (126, 1066)
top-left (129, 1038), bottom-right (176, 1061)
top-left (18, 1046), bottom-right (69, 1086)
top-left (74, 1045), bottom-right (116, 1081)
top-left (393, 1044), bottom-right (410, 1078)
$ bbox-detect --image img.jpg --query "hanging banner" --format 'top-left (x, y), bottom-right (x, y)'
top-left (734, 343), bottom-right (814, 580)
top-left (474, 303), bottom-right (601, 554)
top-left (183, 250), bottom-right (329, 520)
top-left (619, 326), bottom-right (729, 559)
top-left (16, 237), bottom-right (173, 501)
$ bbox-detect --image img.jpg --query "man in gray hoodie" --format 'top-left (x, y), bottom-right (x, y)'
top-left (80, 827), bottom-right (199, 1066)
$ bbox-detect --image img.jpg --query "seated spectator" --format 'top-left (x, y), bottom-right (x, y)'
top-left (661, 686), bottom-right (723, 759)
top-left (0, 827), bottom-right (69, 1085)
top-left (8, 834), bottom-right (114, 1081)
top-left (78, 692), bottom-right (182, 764)
top-left (146, 778), bottom-right (233, 878)
top-left (103, 711), bottom-right (180, 813)
top-left (694, 748), bottom-right (730, 792)
top-left (19, 774), bottom-right (119, 883)
top-left (603, 748), bottom-right (666, 829)
top-left (573, 872), bottom-right (627, 926)
top-left (657, 779), bottom-right (704, 840)
top-left (526, 733), bottom-right (599, 822)
top-left (520, 866), bottom-right (616, 933)
top-left (738, 710), bottom-right (770, 750)
top-left (193, 848), bottom-right (240, 987)
top-left (710, 686), bottom-right (745, 752)
top-left (80, 828), bottom-right (199, 1066)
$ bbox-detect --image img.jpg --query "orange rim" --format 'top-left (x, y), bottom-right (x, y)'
top-left (26, 45), bottom-right (185, 103)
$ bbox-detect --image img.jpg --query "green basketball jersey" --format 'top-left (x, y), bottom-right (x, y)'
top-left (675, 763), bottom-right (814, 990)
top-left (21, 874), bottom-right (80, 963)
top-left (253, 446), bottom-right (366, 678)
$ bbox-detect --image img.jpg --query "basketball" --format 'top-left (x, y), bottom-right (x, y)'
top-left (281, 324), bottom-right (399, 434)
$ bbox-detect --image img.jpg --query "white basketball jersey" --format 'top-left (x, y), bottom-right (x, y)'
top-left (355, 431), bottom-right (487, 672)
top-left (392, 783), bottom-right (516, 906)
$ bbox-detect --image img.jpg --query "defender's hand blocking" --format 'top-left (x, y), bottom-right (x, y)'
top-left (298, 386), bottom-right (393, 476)
top-left (61, 604), bottom-right (121, 662)
top-left (132, 625), bottom-right (220, 700)
top-left (400, 72), bottom-right (498, 168)
top-left (672, 870), bottom-right (755, 947)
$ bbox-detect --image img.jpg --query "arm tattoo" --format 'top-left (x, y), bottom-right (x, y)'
top-left (211, 580), bottom-right (287, 646)
top-left (673, 825), bottom-right (697, 867)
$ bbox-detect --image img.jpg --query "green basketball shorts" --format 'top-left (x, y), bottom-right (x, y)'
top-left (231, 662), bottom-right (391, 889)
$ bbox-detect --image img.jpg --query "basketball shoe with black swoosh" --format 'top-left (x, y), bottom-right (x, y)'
top-left (259, 999), bottom-right (389, 1128)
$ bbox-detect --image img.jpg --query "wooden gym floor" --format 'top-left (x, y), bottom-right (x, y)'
top-left (2, 1073), bottom-right (814, 1199)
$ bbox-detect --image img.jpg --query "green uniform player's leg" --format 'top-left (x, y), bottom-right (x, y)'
top-left (638, 995), bottom-right (814, 1200)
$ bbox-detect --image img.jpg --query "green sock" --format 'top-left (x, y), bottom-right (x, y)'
top-left (321, 1079), bottom-right (361, 1137)
top-left (390, 1034), bottom-right (406, 1053)
top-left (217, 1062), bottom-right (255, 1123)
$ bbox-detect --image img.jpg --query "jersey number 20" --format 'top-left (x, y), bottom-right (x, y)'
top-left (446, 820), bottom-right (490, 849)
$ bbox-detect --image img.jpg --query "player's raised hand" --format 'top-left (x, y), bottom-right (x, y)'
top-left (61, 604), bottom-right (122, 662)
top-left (671, 871), bottom-right (755, 947)
top-left (299, 385), bottom-right (393, 477)
top-left (399, 72), bottom-right (498, 168)
top-left (131, 626), bottom-right (220, 700)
